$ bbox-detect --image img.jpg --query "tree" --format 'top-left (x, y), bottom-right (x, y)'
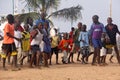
top-left (18, 0), bottom-right (83, 26)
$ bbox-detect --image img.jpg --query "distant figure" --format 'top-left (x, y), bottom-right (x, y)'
top-left (26, 17), bottom-right (34, 32)
top-left (35, 12), bottom-right (50, 30)
top-left (78, 24), bottom-right (89, 64)
top-left (58, 33), bottom-right (69, 64)
top-left (42, 22), bottom-right (51, 67)
top-left (68, 27), bottom-right (75, 63)
top-left (90, 15), bottom-right (106, 66)
top-left (105, 17), bottom-right (120, 64)
top-left (73, 22), bottom-right (82, 61)
top-left (49, 28), bottom-right (60, 65)
top-left (14, 18), bottom-right (24, 32)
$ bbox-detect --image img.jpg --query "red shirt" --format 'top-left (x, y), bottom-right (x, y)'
top-left (58, 39), bottom-right (70, 51)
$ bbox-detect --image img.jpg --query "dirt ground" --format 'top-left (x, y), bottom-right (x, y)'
top-left (0, 53), bottom-right (120, 80)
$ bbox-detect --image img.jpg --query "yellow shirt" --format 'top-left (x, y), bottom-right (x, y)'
top-left (51, 35), bottom-right (59, 48)
top-left (22, 31), bottom-right (30, 51)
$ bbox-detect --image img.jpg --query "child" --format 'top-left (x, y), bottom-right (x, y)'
top-left (100, 33), bottom-right (107, 65)
top-left (90, 15), bottom-right (106, 66)
top-left (49, 28), bottom-right (60, 65)
top-left (20, 24), bottom-right (30, 65)
top-left (14, 23), bottom-right (22, 65)
top-left (109, 34), bottom-right (120, 63)
top-left (30, 23), bottom-right (43, 68)
top-left (2, 14), bottom-right (20, 70)
top-left (42, 22), bottom-right (51, 67)
top-left (68, 27), bottom-right (75, 63)
top-left (58, 33), bottom-right (69, 64)
top-left (78, 24), bottom-right (89, 64)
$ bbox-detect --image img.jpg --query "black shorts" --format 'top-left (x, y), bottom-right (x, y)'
top-left (51, 46), bottom-right (59, 55)
top-left (2, 43), bottom-right (16, 55)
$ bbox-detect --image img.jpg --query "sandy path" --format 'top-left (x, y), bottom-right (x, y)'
top-left (0, 54), bottom-right (120, 80)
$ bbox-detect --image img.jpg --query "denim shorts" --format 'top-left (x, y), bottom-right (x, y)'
top-left (92, 38), bottom-right (102, 48)
top-left (31, 45), bottom-right (40, 53)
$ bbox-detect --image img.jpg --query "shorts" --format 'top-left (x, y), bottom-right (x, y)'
top-left (92, 38), bottom-right (102, 48)
top-left (31, 45), bottom-right (40, 54)
top-left (2, 43), bottom-right (16, 56)
top-left (80, 46), bottom-right (89, 56)
top-left (51, 46), bottom-right (59, 54)
top-left (74, 41), bottom-right (80, 47)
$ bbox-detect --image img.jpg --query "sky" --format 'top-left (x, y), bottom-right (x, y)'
top-left (0, 0), bottom-right (120, 32)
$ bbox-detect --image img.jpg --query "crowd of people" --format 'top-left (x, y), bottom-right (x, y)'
top-left (0, 13), bottom-right (120, 71)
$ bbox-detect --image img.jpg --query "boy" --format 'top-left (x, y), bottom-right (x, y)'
top-left (78, 24), bottom-right (89, 64)
top-left (58, 33), bottom-right (69, 64)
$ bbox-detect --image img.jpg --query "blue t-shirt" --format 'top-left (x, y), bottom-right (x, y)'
top-left (78, 31), bottom-right (89, 47)
top-left (35, 19), bottom-right (50, 28)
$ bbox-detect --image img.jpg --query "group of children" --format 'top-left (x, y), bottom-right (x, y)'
top-left (1, 14), bottom-right (120, 71)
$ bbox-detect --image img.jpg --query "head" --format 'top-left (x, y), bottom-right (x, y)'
top-left (26, 17), bottom-right (33, 26)
top-left (92, 15), bottom-right (99, 24)
top-left (63, 33), bottom-right (68, 39)
top-left (71, 27), bottom-right (75, 31)
top-left (38, 22), bottom-right (43, 30)
top-left (6, 14), bottom-right (14, 24)
top-left (14, 23), bottom-right (19, 31)
top-left (77, 22), bottom-right (82, 30)
top-left (107, 17), bottom-right (112, 24)
top-left (33, 25), bottom-right (37, 30)
top-left (44, 22), bottom-right (48, 29)
top-left (54, 28), bottom-right (58, 35)
top-left (24, 24), bottom-right (29, 31)
top-left (40, 12), bottom-right (46, 20)
top-left (81, 24), bottom-right (87, 31)
top-left (15, 18), bottom-right (21, 26)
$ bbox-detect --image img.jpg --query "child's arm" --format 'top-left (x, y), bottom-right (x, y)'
top-left (30, 29), bottom-right (38, 39)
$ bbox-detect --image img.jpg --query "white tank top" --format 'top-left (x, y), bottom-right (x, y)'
top-left (31, 29), bottom-right (43, 45)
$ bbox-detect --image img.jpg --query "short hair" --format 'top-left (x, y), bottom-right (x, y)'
top-left (92, 15), bottom-right (99, 19)
top-left (6, 14), bottom-right (14, 24)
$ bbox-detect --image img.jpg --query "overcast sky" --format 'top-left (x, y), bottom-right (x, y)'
top-left (0, 0), bottom-right (120, 32)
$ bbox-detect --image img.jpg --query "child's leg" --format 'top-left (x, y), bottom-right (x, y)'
top-left (71, 52), bottom-right (74, 63)
top-left (109, 55), bottom-right (114, 63)
top-left (77, 51), bottom-right (81, 61)
top-left (68, 52), bottom-right (73, 63)
top-left (55, 47), bottom-right (59, 64)
top-left (96, 48), bottom-right (101, 64)
top-left (36, 51), bottom-right (40, 68)
top-left (30, 53), bottom-right (35, 68)
top-left (114, 45), bottom-right (120, 64)
top-left (43, 53), bottom-right (49, 67)
top-left (81, 49), bottom-right (87, 64)
top-left (103, 55), bottom-right (107, 65)
top-left (49, 48), bottom-right (53, 65)
top-left (100, 56), bottom-right (104, 63)
top-left (3, 58), bottom-right (7, 70)
top-left (7, 52), bottom-right (11, 64)
top-left (92, 49), bottom-right (97, 65)
top-left (63, 50), bottom-right (68, 63)
top-left (86, 52), bottom-right (94, 62)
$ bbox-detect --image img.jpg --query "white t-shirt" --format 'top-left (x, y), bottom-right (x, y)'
top-left (31, 29), bottom-right (43, 45)
top-left (14, 30), bottom-right (22, 48)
